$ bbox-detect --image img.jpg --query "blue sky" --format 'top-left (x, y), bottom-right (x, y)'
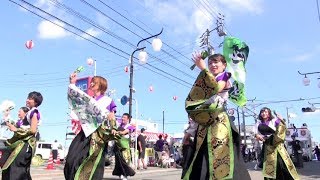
top-left (1, 0), bottom-right (320, 146)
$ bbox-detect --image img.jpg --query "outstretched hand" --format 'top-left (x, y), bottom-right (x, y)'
top-left (6, 122), bottom-right (17, 132)
top-left (69, 73), bottom-right (77, 84)
top-left (276, 114), bottom-right (284, 121)
top-left (192, 51), bottom-right (206, 71)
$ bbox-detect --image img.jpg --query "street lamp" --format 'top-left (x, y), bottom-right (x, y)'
top-left (128, 28), bottom-right (163, 120)
top-left (87, 57), bottom-right (97, 76)
top-left (298, 71), bottom-right (320, 87)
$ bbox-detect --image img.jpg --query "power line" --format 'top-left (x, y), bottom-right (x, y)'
top-left (252, 97), bottom-right (320, 106)
top-left (191, 0), bottom-right (213, 21)
top-left (10, 0), bottom-right (192, 88)
top-left (94, 0), bottom-right (194, 67)
top-left (197, 0), bottom-right (220, 20)
top-left (48, 0), bottom-right (195, 79)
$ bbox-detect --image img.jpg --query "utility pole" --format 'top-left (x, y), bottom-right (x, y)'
top-left (286, 107), bottom-right (290, 127)
top-left (240, 98), bottom-right (256, 146)
top-left (190, 14), bottom-right (226, 70)
top-left (242, 107), bottom-right (247, 146)
top-left (236, 106), bottom-right (241, 133)
top-left (162, 110), bottom-right (165, 134)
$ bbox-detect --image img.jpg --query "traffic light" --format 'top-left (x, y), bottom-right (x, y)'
top-left (301, 107), bottom-right (315, 112)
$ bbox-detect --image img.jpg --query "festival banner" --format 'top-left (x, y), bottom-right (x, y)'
top-left (223, 36), bottom-right (249, 107)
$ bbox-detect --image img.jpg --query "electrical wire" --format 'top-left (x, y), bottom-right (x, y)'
top-left (10, 0), bottom-right (192, 88)
top-left (94, 0), bottom-right (193, 67)
top-left (48, 0), bottom-right (195, 79)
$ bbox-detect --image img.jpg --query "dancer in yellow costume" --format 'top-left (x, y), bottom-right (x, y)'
top-left (182, 53), bottom-right (250, 180)
top-left (254, 107), bottom-right (299, 180)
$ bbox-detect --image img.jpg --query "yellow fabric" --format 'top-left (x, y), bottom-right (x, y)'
top-left (263, 120), bottom-right (299, 179)
top-left (2, 136), bottom-right (36, 170)
top-left (75, 126), bottom-right (120, 180)
top-left (183, 69), bottom-right (234, 180)
top-left (145, 148), bottom-right (155, 157)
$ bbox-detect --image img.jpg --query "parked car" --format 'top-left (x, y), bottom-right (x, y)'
top-left (34, 141), bottom-right (67, 161)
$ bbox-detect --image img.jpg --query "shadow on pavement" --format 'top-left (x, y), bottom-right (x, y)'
top-left (296, 161), bottom-right (320, 179)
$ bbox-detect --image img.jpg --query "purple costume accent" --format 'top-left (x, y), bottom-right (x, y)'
top-left (107, 100), bottom-right (117, 112)
top-left (29, 109), bottom-right (40, 121)
top-left (94, 94), bottom-right (104, 101)
top-left (94, 95), bottom-right (117, 113)
top-left (215, 71), bottom-right (231, 82)
top-left (16, 120), bottom-right (23, 128)
top-left (260, 118), bottom-right (280, 127)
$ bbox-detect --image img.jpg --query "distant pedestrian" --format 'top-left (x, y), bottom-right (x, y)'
top-left (291, 135), bottom-right (303, 168)
top-left (52, 140), bottom-right (59, 163)
top-left (137, 128), bottom-right (147, 170)
top-left (313, 146), bottom-right (320, 161)
top-left (155, 135), bottom-right (164, 166)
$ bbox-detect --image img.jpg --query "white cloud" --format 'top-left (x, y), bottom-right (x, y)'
top-left (289, 45), bottom-right (320, 62)
top-left (292, 53), bottom-right (314, 62)
top-left (192, 9), bottom-right (214, 34)
top-left (38, 20), bottom-right (69, 39)
top-left (34, 0), bottom-right (59, 13)
top-left (96, 13), bottom-right (109, 27)
top-left (76, 28), bottom-right (101, 40)
top-left (142, 0), bottom-right (263, 40)
top-left (288, 113), bottom-right (297, 119)
top-left (143, 0), bottom-right (213, 37)
top-left (217, 0), bottom-right (264, 14)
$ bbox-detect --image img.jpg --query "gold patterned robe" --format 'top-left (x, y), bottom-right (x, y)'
top-left (183, 69), bottom-right (236, 180)
top-left (72, 121), bottom-right (120, 180)
top-left (262, 120), bottom-right (299, 179)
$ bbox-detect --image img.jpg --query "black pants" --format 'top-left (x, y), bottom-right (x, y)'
top-left (52, 149), bottom-right (58, 160)
top-left (264, 154), bottom-right (294, 180)
top-left (2, 143), bottom-right (32, 180)
top-left (64, 130), bottom-right (106, 180)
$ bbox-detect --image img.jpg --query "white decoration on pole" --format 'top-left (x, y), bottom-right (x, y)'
top-left (152, 38), bottom-right (162, 52)
top-left (138, 51), bottom-right (148, 64)
top-left (303, 77), bottom-right (310, 86)
top-left (87, 57), bottom-right (94, 66)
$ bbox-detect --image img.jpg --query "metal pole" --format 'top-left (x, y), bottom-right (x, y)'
top-left (237, 106), bottom-right (241, 133)
top-left (242, 107), bottom-right (247, 146)
top-left (94, 60), bottom-right (97, 76)
top-left (162, 110), bottom-right (165, 134)
top-left (135, 99), bottom-right (138, 126)
top-left (128, 47), bottom-right (144, 120)
top-left (128, 28), bottom-right (163, 120)
top-left (286, 107), bottom-right (290, 127)
top-left (134, 99), bottom-right (138, 169)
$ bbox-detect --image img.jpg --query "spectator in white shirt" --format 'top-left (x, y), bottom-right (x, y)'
top-left (52, 140), bottom-right (59, 163)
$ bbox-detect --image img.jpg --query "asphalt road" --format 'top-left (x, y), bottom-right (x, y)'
top-left (1, 160), bottom-right (320, 179)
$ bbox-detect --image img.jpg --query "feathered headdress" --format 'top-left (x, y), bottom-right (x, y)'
top-left (0, 100), bottom-right (15, 122)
